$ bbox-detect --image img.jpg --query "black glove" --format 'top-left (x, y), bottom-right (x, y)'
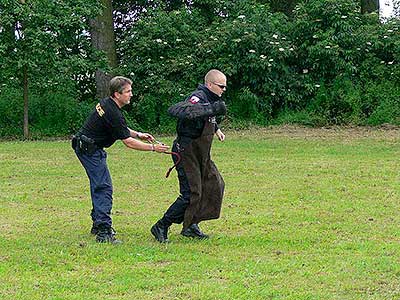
top-left (211, 101), bottom-right (227, 116)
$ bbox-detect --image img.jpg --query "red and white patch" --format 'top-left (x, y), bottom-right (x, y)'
top-left (189, 96), bottom-right (200, 104)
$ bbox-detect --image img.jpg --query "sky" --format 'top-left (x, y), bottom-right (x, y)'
top-left (380, 0), bottom-right (395, 19)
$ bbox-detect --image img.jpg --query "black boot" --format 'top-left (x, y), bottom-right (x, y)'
top-left (151, 221), bottom-right (170, 243)
top-left (181, 224), bottom-right (209, 239)
top-left (96, 225), bottom-right (121, 244)
top-left (91, 223), bottom-right (116, 235)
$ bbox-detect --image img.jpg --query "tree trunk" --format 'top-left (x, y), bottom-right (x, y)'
top-left (361, 0), bottom-right (379, 13)
top-left (23, 65), bottom-right (29, 139)
top-left (89, 0), bottom-right (117, 99)
top-left (264, 0), bottom-right (299, 17)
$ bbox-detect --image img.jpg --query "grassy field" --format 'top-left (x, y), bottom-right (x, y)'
top-left (1, 127), bottom-right (400, 300)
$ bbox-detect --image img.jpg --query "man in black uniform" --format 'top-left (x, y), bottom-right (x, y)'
top-left (151, 69), bottom-right (227, 243)
top-left (72, 76), bottom-right (169, 244)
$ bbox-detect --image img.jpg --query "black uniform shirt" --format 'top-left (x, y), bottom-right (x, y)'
top-left (80, 97), bottom-right (131, 148)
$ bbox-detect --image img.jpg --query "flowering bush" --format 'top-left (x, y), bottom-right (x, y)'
top-left (119, 0), bottom-right (399, 128)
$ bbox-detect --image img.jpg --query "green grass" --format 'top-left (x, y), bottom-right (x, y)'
top-left (1, 127), bottom-right (400, 299)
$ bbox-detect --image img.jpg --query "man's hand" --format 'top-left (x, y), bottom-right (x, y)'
top-left (137, 132), bottom-right (155, 142)
top-left (153, 143), bottom-right (170, 153)
top-left (216, 129), bottom-right (225, 142)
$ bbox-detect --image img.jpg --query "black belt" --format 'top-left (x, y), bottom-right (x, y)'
top-left (72, 134), bottom-right (99, 155)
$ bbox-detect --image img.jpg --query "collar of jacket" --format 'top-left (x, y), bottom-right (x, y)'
top-left (197, 84), bottom-right (221, 103)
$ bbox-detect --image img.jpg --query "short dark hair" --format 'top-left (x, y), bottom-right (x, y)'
top-left (109, 76), bottom-right (132, 96)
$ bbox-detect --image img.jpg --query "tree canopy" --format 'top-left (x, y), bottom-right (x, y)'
top-left (0, 0), bottom-right (398, 138)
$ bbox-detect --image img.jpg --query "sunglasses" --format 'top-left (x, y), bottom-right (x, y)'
top-left (212, 82), bottom-right (227, 89)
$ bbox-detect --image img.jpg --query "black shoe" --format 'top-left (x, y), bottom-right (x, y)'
top-left (91, 223), bottom-right (116, 235)
top-left (151, 222), bottom-right (169, 243)
top-left (181, 224), bottom-right (209, 239)
top-left (96, 227), bottom-right (121, 244)
top-left (90, 223), bottom-right (98, 235)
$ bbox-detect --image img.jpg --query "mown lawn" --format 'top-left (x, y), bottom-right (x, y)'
top-left (1, 127), bottom-right (400, 300)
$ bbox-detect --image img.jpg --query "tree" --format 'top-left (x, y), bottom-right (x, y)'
top-left (361, 0), bottom-right (379, 13)
top-left (261, 0), bottom-right (301, 17)
top-left (90, 0), bottom-right (118, 99)
top-left (0, 0), bottom-right (100, 138)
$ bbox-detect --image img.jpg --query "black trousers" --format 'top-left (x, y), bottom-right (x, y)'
top-left (161, 142), bottom-right (191, 226)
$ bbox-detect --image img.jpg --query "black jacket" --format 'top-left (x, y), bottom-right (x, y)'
top-left (168, 84), bottom-right (226, 139)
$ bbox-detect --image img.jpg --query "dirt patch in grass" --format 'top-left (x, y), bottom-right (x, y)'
top-left (229, 125), bottom-right (400, 141)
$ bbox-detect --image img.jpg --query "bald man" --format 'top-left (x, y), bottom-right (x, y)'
top-left (151, 69), bottom-right (227, 243)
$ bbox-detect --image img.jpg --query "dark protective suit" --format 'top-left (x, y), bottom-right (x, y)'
top-left (162, 84), bottom-right (226, 229)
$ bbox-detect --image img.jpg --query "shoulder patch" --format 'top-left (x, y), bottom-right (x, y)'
top-left (96, 103), bottom-right (105, 117)
top-left (189, 96), bottom-right (200, 104)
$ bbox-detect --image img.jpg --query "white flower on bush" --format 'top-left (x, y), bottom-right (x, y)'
top-left (148, 58), bottom-right (151, 61)
top-left (303, 69), bottom-right (308, 74)
top-left (260, 55), bottom-right (267, 59)
top-left (279, 48), bottom-right (285, 51)
top-left (206, 49), bottom-right (211, 53)
top-left (384, 36), bottom-right (388, 39)
top-left (275, 42), bottom-right (280, 45)
top-left (163, 41), bottom-right (168, 45)
top-left (176, 38), bottom-right (182, 42)
top-left (387, 30), bottom-right (393, 33)
top-left (269, 58), bottom-right (274, 62)
top-left (156, 39), bottom-right (162, 43)
top-left (357, 48), bottom-right (361, 50)
top-left (271, 92), bottom-right (276, 96)
top-left (313, 35), bottom-right (318, 39)
top-left (249, 49), bottom-right (256, 53)
top-left (273, 34), bottom-right (278, 39)
top-left (325, 45), bottom-right (331, 49)
top-left (315, 84), bottom-right (321, 88)
top-left (388, 61), bottom-right (394, 65)
top-left (269, 41), bottom-right (275, 45)
top-left (341, 15), bottom-right (347, 19)
top-left (238, 15), bottom-right (245, 19)
top-left (268, 63), bottom-right (272, 67)
top-left (160, 56), bottom-right (164, 59)
top-left (179, 93), bottom-right (185, 97)
top-left (289, 48), bottom-right (294, 51)
top-left (381, 61), bottom-right (385, 64)
top-left (233, 38), bottom-right (242, 42)
top-left (366, 42), bottom-right (372, 45)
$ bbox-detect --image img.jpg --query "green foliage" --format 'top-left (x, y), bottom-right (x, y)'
top-left (307, 78), bottom-right (362, 125)
top-left (0, 87), bottom-right (24, 137)
top-left (229, 87), bottom-right (267, 124)
top-left (0, 86), bottom-right (94, 138)
top-left (117, 0), bottom-right (399, 129)
top-left (0, 0), bottom-right (102, 138)
top-left (0, 0), bottom-right (399, 137)
top-left (364, 81), bottom-right (400, 125)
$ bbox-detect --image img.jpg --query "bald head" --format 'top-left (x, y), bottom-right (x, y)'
top-left (204, 69), bottom-right (227, 97)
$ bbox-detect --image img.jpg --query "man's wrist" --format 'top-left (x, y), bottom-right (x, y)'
top-left (151, 144), bottom-right (155, 151)
top-left (136, 132), bottom-right (142, 138)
